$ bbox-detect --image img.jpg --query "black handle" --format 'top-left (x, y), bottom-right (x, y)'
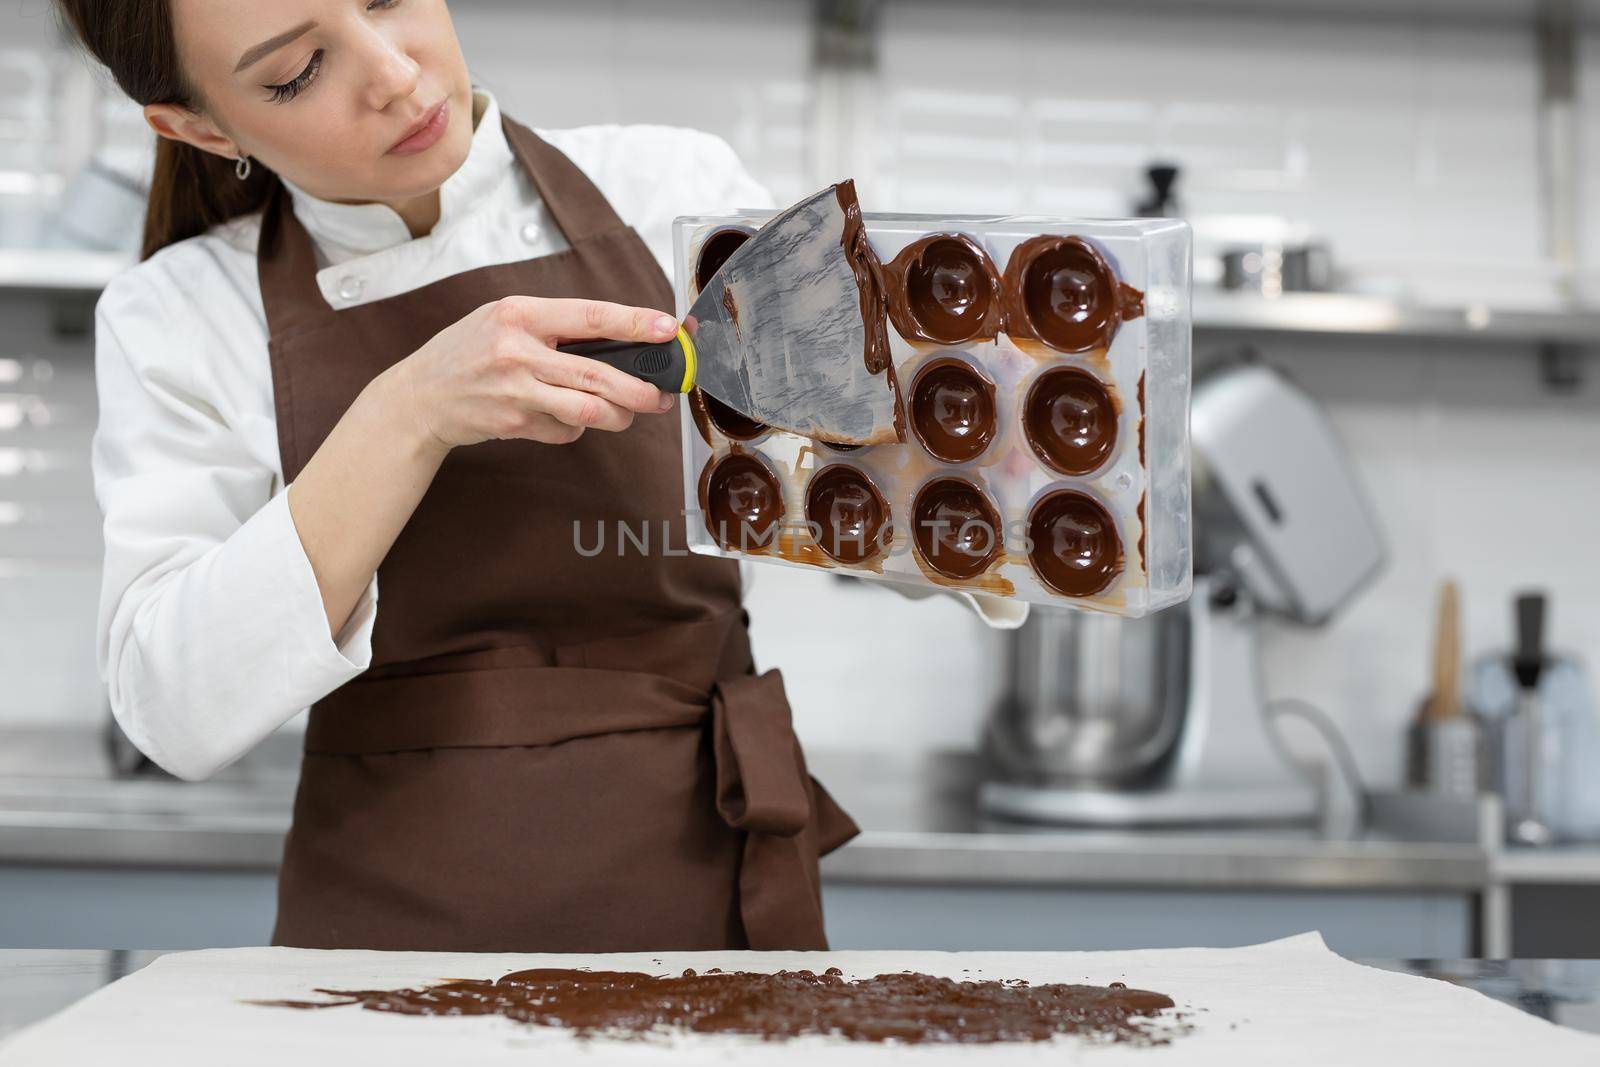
top-left (557, 332), bottom-right (692, 395)
top-left (1513, 591), bottom-right (1547, 690)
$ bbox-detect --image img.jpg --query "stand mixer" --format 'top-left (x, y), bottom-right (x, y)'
top-left (981, 362), bottom-right (1385, 825)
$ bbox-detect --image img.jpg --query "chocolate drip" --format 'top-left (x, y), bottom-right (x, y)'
top-left (805, 464), bottom-right (891, 565)
top-left (885, 233), bottom-right (1003, 346)
top-left (1001, 235), bottom-right (1143, 353)
top-left (1136, 370), bottom-right (1146, 471)
top-left (1027, 490), bottom-right (1123, 598)
top-left (913, 477), bottom-right (1004, 581)
top-left (834, 180), bottom-right (904, 441)
top-left (254, 966), bottom-right (1179, 1046)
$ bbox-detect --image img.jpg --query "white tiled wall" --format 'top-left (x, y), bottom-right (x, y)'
top-left (1243, 337), bottom-right (1600, 786)
top-left (871, 1), bottom-right (1553, 301)
top-left (2, 1), bottom-right (1598, 794)
top-left (450, 0), bottom-right (816, 205)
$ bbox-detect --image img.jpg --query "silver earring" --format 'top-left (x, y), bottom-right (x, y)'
top-left (234, 153), bottom-right (252, 181)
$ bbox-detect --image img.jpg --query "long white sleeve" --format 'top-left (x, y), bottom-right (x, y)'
top-left (92, 270), bottom-right (377, 781)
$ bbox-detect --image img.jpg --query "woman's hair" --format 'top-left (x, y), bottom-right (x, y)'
top-left (55, 0), bottom-right (278, 259)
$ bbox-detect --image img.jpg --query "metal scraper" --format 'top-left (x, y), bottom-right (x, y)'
top-left (559, 181), bottom-right (903, 446)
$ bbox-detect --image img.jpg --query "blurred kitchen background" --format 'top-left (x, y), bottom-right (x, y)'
top-left (2, 0), bottom-right (1600, 961)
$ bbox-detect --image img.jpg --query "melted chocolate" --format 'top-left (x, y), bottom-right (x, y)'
top-left (913, 477), bottom-right (1004, 580)
top-left (693, 390), bottom-right (768, 441)
top-left (694, 226), bottom-right (753, 293)
top-left (1137, 369), bottom-right (1146, 471)
top-left (1001, 235), bottom-right (1142, 353)
top-left (1027, 490), bottom-right (1123, 598)
top-left (1023, 367), bottom-right (1119, 476)
top-left (1137, 492), bottom-right (1148, 570)
top-left (254, 966), bottom-right (1179, 1046)
top-left (885, 233), bottom-right (1002, 345)
top-left (835, 180), bottom-right (905, 441)
top-left (909, 357), bottom-right (998, 464)
top-left (699, 453), bottom-right (784, 552)
top-left (806, 464), bottom-right (891, 564)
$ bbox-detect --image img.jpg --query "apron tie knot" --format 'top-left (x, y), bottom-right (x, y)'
top-left (709, 667), bottom-right (858, 948)
top-left (711, 670), bottom-right (811, 836)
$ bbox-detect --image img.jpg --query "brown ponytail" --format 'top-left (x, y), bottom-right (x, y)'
top-left (55, 0), bottom-right (278, 260)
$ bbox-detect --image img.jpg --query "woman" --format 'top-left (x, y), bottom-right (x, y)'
top-left (66, 0), bottom-right (1017, 953)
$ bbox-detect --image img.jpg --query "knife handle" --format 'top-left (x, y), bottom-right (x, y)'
top-left (557, 326), bottom-right (698, 395)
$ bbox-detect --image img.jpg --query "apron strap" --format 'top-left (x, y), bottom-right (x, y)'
top-left (500, 116), bottom-right (632, 245)
top-left (257, 182), bottom-right (334, 339)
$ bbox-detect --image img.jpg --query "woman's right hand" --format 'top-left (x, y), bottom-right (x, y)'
top-left (389, 295), bottom-right (680, 453)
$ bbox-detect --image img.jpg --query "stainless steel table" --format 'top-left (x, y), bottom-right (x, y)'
top-left (0, 727), bottom-right (1499, 956)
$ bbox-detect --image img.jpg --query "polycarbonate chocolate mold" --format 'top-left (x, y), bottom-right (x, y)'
top-left (673, 209), bottom-right (1192, 617)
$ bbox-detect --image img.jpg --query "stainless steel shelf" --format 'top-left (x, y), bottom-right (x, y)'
top-left (4, 249), bottom-right (1596, 349)
top-left (0, 729), bottom-right (1494, 891)
top-left (1194, 290), bottom-right (1600, 345)
top-left (1495, 846), bottom-right (1600, 885)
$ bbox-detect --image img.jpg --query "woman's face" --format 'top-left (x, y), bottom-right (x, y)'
top-left (153, 0), bottom-right (474, 204)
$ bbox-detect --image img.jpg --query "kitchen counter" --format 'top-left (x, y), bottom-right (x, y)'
top-left (2, 950), bottom-right (1597, 1044)
top-left (0, 726), bottom-right (1489, 891)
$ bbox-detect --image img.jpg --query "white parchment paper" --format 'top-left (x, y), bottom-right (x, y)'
top-left (3, 933), bottom-right (1595, 1065)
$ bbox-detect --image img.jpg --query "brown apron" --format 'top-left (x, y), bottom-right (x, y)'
top-left (261, 116), bottom-right (858, 952)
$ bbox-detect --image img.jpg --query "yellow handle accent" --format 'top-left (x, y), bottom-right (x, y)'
top-left (677, 325), bottom-right (697, 393)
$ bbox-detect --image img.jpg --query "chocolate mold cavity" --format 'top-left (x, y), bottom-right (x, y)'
top-left (1001, 235), bottom-right (1141, 353)
top-left (909, 357), bottom-right (998, 464)
top-left (1027, 489), bottom-right (1123, 598)
top-left (690, 228), bottom-right (771, 441)
top-left (805, 464), bottom-right (891, 565)
top-left (1023, 367), bottom-right (1119, 476)
top-left (700, 453), bottom-right (784, 553)
top-left (694, 226), bottom-right (754, 293)
top-left (912, 477), bottom-right (1004, 581)
top-left (886, 233), bottom-right (1002, 345)
top-left (692, 389), bottom-right (769, 442)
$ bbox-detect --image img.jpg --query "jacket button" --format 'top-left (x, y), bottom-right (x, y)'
top-left (520, 222), bottom-right (541, 245)
top-left (337, 275), bottom-right (364, 302)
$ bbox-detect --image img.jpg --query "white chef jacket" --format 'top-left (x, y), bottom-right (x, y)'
top-left (93, 90), bottom-right (1025, 783)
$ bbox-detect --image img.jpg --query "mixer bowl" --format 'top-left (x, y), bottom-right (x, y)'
top-left (984, 604), bottom-right (1190, 788)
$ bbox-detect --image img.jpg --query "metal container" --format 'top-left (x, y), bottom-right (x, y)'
top-left (1220, 241), bottom-right (1335, 295)
top-left (984, 605), bottom-right (1189, 788)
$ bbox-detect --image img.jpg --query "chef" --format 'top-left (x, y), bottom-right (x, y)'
top-left (65, 0), bottom-right (1021, 953)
